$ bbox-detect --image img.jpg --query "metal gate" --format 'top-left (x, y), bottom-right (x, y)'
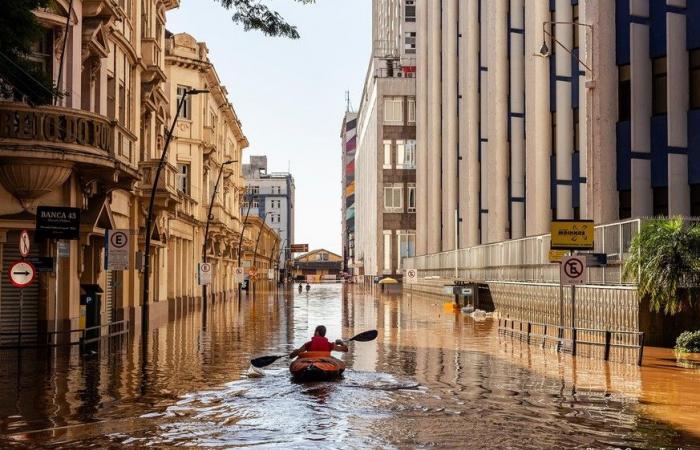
top-left (1, 231), bottom-right (40, 346)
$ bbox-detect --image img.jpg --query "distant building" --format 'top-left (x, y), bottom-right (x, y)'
top-left (354, 0), bottom-right (417, 280)
top-left (242, 156), bottom-right (295, 278)
top-left (240, 215), bottom-right (281, 288)
top-left (341, 111), bottom-right (358, 275)
top-left (291, 249), bottom-right (343, 282)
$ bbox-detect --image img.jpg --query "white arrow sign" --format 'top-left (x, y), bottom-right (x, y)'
top-left (9, 260), bottom-right (36, 288)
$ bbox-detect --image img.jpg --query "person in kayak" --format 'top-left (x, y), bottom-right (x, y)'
top-left (290, 325), bottom-right (348, 358)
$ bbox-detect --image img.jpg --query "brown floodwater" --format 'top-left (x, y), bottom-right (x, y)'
top-left (0, 284), bottom-right (699, 448)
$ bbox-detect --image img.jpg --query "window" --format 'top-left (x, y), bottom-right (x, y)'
top-left (618, 65), bottom-right (631, 121)
top-left (383, 231), bottom-right (392, 273)
top-left (396, 140), bottom-right (416, 168)
top-left (176, 164), bottom-right (190, 195)
top-left (383, 140), bottom-right (392, 168)
top-left (272, 186), bottom-right (282, 194)
top-left (27, 28), bottom-right (53, 76)
top-left (320, 252), bottom-right (329, 261)
top-left (407, 184), bottom-right (416, 212)
top-left (384, 184), bottom-right (403, 211)
top-left (408, 97), bottom-right (416, 123)
top-left (176, 85), bottom-right (191, 119)
top-left (652, 57), bottom-right (667, 115)
top-left (107, 76), bottom-right (116, 120)
top-left (405, 0), bottom-right (416, 22)
top-left (118, 83), bottom-right (126, 124)
top-left (397, 231), bottom-right (416, 270)
top-left (691, 50), bottom-right (700, 109)
top-left (405, 32), bottom-right (416, 54)
top-left (384, 97), bottom-right (403, 123)
top-left (247, 185), bottom-right (260, 195)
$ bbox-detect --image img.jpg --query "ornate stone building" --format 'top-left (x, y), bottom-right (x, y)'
top-left (0, 1), bottom-right (248, 346)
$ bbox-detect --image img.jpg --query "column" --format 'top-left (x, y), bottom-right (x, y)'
top-left (510, 0), bottom-right (526, 239)
top-left (416, 0), bottom-right (429, 255)
top-left (667, 6), bottom-right (690, 215)
top-left (555, 0), bottom-right (574, 219)
top-left (525, 0), bottom-right (552, 235)
top-left (427, 0), bottom-right (443, 253)
top-left (442, 0), bottom-right (458, 250)
top-left (630, 0), bottom-right (653, 217)
top-left (459, 0), bottom-right (481, 247)
top-left (488, 0), bottom-right (509, 243)
top-left (480, 0), bottom-right (490, 243)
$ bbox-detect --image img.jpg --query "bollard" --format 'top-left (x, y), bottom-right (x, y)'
top-left (571, 328), bottom-right (577, 356)
top-left (527, 322), bottom-right (532, 344)
top-left (604, 331), bottom-right (612, 361)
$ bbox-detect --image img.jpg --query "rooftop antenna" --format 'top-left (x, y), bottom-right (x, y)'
top-left (345, 90), bottom-right (354, 113)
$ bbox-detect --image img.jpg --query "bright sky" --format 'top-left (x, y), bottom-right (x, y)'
top-left (167, 1), bottom-right (371, 254)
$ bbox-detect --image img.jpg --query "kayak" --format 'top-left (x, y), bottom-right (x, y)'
top-left (289, 351), bottom-right (345, 381)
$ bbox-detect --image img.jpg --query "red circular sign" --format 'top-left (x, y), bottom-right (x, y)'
top-left (8, 260), bottom-right (36, 288)
top-left (19, 230), bottom-right (31, 258)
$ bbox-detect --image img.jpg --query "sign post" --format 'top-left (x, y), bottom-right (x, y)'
top-left (105, 230), bottom-right (130, 271)
top-left (198, 262), bottom-right (212, 286)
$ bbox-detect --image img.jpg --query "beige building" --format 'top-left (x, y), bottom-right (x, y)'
top-left (165, 32), bottom-right (248, 303)
top-left (240, 215), bottom-right (281, 289)
top-left (0, 2), bottom-right (248, 347)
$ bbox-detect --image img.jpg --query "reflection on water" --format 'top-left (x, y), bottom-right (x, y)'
top-left (0, 284), bottom-right (698, 448)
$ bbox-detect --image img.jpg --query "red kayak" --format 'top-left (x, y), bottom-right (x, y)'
top-left (289, 351), bottom-right (345, 381)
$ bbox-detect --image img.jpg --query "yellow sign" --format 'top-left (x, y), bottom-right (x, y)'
top-left (550, 220), bottom-right (594, 250)
top-left (548, 249), bottom-right (568, 263)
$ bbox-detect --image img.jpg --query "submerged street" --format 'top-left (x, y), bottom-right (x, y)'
top-left (0, 285), bottom-right (698, 448)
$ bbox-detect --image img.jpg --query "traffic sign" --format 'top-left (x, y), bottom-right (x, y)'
top-left (550, 220), bottom-right (594, 250)
top-left (198, 262), bottom-right (212, 286)
top-left (57, 240), bottom-right (70, 257)
top-left (8, 260), bottom-right (36, 288)
top-left (561, 256), bottom-right (586, 285)
top-left (234, 267), bottom-right (244, 283)
top-left (290, 244), bottom-right (309, 253)
top-left (19, 230), bottom-right (30, 257)
top-left (105, 229), bottom-right (130, 271)
top-left (248, 266), bottom-right (258, 277)
top-left (548, 249), bottom-right (568, 263)
top-left (405, 268), bottom-right (418, 284)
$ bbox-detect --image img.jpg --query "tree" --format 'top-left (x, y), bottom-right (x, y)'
top-left (0, 0), bottom-right (57, 105)
top-left (623, 217), bottom-right (700, 315)
top-left (217, 0), bottom-right (315, 39)
top-left (0, 0), bottom-right (314, 105)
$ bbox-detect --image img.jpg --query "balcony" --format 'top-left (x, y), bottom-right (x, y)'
top-left (141, 39), bottom-right (166, 84)
top-left (0, 102), bottom-right (138, 206)
top-left (139, 160), bottom-right (179, 210)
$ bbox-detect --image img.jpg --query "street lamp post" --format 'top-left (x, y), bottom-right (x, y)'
top-left (142, 88), bottom-right (208, 338)
top-left (236, 193), bottom-right (256, 297)
top-left (202, 159), bottom-right (237, 309)
top-left (251, 212), bottom-right (268, 294)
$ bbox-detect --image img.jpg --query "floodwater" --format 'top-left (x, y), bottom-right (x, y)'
top-left (0, 284), bottom-right (699, 448)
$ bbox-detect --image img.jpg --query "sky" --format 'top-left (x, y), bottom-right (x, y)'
top-left (167, 1), bottom-right (372, 254)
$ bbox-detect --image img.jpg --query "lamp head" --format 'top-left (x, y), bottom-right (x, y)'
top-left (539, 42), bottom-right (550, 57)
top-left (223, 159), bottom-right (238, 165)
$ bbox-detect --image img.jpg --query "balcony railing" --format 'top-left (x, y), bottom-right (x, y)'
top-left (139, 160), bottom-right (178, 198)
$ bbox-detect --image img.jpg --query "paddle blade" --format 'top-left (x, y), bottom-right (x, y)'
top-left (250, 354), bottom-right (285, 368)
top-left (349, 329), bottom-right (378, 342)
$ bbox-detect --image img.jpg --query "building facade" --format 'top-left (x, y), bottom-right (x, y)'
top-left (0, 2), bottom-right (248, 347)
top-left (165, 32), bottom-right (248, 303)
top-left (242, 156), bottom-right (295, 278)
top-left (240, 215), bottom-right (281, 287)
top-left (340, 111), bottom-right (358, 274)
top-left (291, 249), bottom-right (343, 282)
top-left (354, 0), bottom-right (417, 279)
top-left (415, 0), bottom-right (700, 254)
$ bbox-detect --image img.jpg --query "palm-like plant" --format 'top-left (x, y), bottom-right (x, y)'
top-left (623, 218), bottom-right (700, 315)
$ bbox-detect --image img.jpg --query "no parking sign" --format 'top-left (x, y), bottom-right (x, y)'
top-left (105, 230), bottom-right (130, 271)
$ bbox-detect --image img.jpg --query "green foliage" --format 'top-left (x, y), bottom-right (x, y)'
top-left (623, 217), bottom-right (700, 315)
top-left (675, 330), bottom-right (700, 353)
top-left (216, 0), bottom-right (315, 39)
top-left (0, 0), bottom-right (57, 104)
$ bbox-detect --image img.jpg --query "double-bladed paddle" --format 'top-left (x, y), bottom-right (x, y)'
top-left (249, 329), bottom-right (378, 368)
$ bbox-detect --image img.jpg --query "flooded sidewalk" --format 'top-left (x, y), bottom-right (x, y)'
top-left (0, 284), bottom-right (699, 448)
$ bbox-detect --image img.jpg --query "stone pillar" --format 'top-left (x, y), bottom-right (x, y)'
top-left (555, 0), bottom-right (574, 219)
top-left (416, 0), bottom-right (429, 255)
top-left (510, 0), bottom-right (526, 239)
top-left (427, 0), bottom-right (442, 253)
top-left (442, 0), bottom-right (458, 250)
top-left (480, 0), bottom-right (490, 243)
top-left (525, 0), bottom-right (552, 235)
top-left (487, 0), bottom-right (509, 243)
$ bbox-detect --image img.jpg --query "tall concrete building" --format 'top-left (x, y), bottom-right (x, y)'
top-left (354, 0), bottom-right (417, 279)
top-left (415, 0), bottom-right (700, 253)
top-left (242, 156), bottom-right (295, 278)
top-left (341, 110), bottom-right (358, 274)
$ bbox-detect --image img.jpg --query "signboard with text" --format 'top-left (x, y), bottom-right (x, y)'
top-left (105, 229), bottom-right (130, 271)
top-left (198, 262), bottom-right (212, 286)
top-left (36, 206), bottom-right (81, 240)
top-left (290, 244), bottom-right (309, 253)
top-left (550, 220), bottom-right (594, 250)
